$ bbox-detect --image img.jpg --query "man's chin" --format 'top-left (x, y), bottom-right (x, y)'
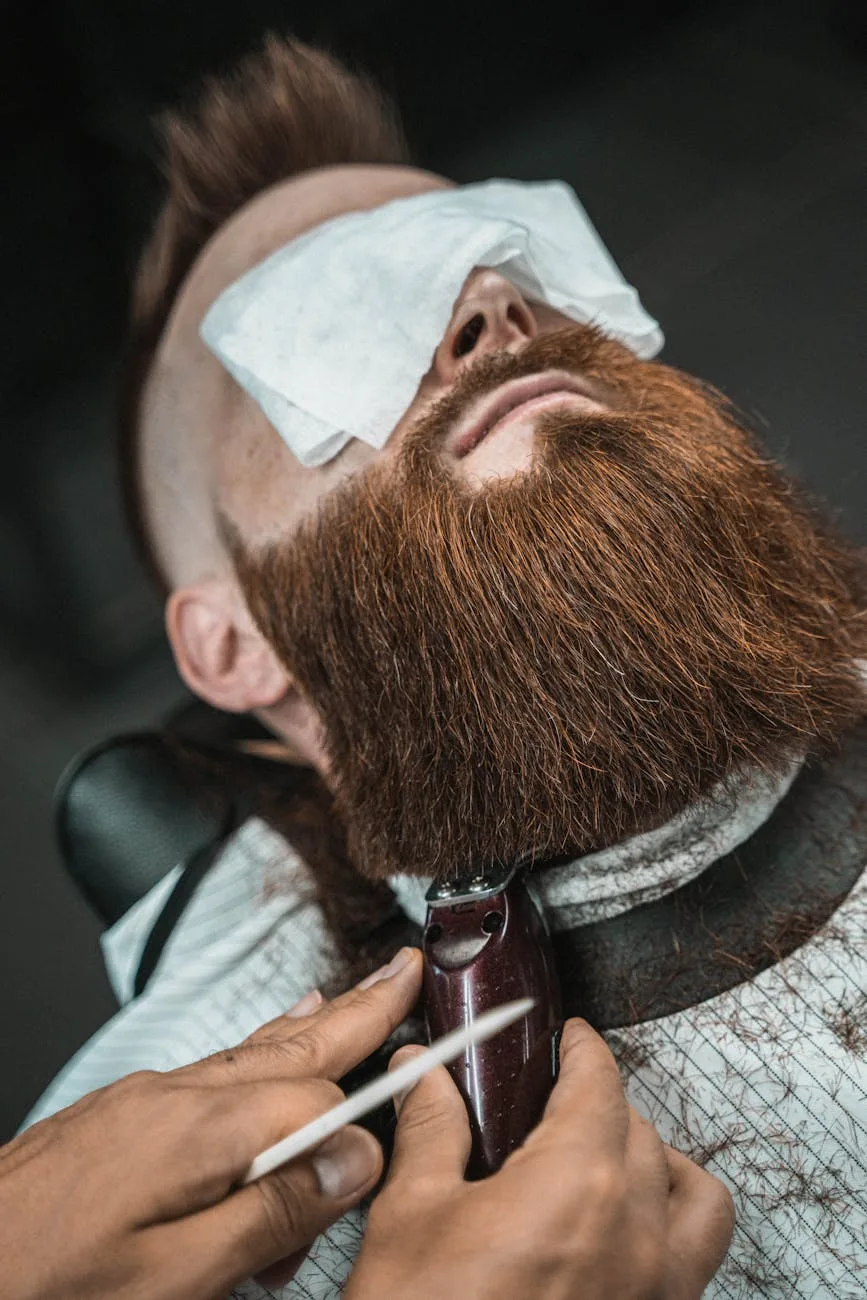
top-left (454, 389), bottom-right (607, 488)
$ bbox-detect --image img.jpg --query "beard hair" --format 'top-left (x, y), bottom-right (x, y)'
top-left (229, 326), bottom-right (867, 883)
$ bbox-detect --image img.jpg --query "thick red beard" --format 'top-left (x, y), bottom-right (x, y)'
top-left (231, 326), bottom-right (867, 882)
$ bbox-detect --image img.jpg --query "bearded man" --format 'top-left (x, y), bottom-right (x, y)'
top-left (24, 34), bottom-right (867, 1300)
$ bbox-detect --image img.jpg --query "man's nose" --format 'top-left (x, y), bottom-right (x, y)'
top-left (432, 269), bottom-right (538, 384)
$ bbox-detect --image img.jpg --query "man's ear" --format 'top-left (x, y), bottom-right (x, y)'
top-left (165, 577), bottom-right (290, 713)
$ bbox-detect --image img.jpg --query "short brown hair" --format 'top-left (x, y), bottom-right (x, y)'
top-left (119, 35), bottom-right (410, 591)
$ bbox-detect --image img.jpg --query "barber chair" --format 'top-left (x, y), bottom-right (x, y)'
top-left (55, 700), bottom-right (305, 983)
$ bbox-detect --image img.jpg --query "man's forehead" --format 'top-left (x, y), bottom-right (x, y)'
top-left (161, 164), bottom-right (451, 369)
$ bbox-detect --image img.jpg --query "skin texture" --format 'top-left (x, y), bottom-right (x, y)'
top-left (1, 952), bottom-right (733, 1299)
top-left (0, 951), bottom-right (422, 1300)
top-left (145, 163), bottom-right (581, 766)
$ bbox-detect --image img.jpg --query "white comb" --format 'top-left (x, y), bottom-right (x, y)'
top-left (243, 996), bottom-right (535, 1184)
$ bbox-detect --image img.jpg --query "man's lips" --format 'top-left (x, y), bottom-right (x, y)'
top-left (451, 371), bottom-right (607, 460)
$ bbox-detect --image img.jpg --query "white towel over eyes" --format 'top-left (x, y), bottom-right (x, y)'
top-left (199, 179), bottom-right (663, 468)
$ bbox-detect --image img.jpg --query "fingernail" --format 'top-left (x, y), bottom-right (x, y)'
top-left (357, 947), bottom-right (414, 990)
top-left (313, 1129), bottom-right (377, 1199)
top-left (286, 989), bottom-right (323, 1018)
top-left (390, 1044), bottom-right (425, 1071)
top-left (389, 1045), bottom-right (425, 1113)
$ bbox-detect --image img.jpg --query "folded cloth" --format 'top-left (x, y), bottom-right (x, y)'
top-left (200, 179), bottom-right (663, 467)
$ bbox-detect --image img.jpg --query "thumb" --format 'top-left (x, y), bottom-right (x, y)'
top-left (664, 1146), bottom-right (737, 1295)
top-left (386, 1046), bottom-right (472, 1187)
top-left (167, 1125), bottom-right (382, 1293)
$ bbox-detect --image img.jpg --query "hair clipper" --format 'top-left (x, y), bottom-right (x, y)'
top-left (422, 863), bottom-right (562, 1178)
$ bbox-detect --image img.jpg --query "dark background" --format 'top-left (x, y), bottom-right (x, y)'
top-left (1, 0), bottom-right (865, 1138)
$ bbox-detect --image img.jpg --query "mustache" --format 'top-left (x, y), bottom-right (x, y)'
top-left (397, 325), bottom-right (742, 482)
top-left (402, 325), bottom-right (630, 454)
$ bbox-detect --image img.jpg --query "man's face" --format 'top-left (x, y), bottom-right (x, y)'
top-left (161, 166), bottom-right (591, 558)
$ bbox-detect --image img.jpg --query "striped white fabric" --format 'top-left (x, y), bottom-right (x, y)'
top-left (22, 810), bottom-right (867, 1298)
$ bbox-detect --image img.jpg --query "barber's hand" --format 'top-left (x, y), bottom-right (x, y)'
top-left (0, 947), bottom-right (422, 1300)
top-left (346, 1017), bottom-right (735, 1300)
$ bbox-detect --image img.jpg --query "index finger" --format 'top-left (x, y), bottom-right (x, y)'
top-left (521, 1018), bottom-right (630, 1160)
top-left (187, 947), bottom-right (423, 1087)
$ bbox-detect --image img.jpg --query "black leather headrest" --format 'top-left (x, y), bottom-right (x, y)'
top-left (55, 733), bottom-right (230, 926)
top-left (55, 702), bottom-right (300, 927)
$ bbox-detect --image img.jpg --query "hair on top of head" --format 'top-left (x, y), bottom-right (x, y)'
top-left (118, 34), bottom-right (411, 592)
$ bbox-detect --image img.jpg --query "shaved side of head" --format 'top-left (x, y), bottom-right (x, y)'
top-left (120, 35), bottom-right (415, 592)
top-left (137, 354), bottom-right (227, 588)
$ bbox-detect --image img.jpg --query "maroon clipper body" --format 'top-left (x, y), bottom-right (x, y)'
top-left (422, 864), bottom-right (562, 1178)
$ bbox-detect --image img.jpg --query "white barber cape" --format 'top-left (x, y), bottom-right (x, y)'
top-left (23, 761), bottom-right (867, 1300)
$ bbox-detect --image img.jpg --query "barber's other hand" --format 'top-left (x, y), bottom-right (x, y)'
top-left (346, 1017), bottom-right (735, 1300)
top-left (0, 947), bottom-right (421, 1300)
